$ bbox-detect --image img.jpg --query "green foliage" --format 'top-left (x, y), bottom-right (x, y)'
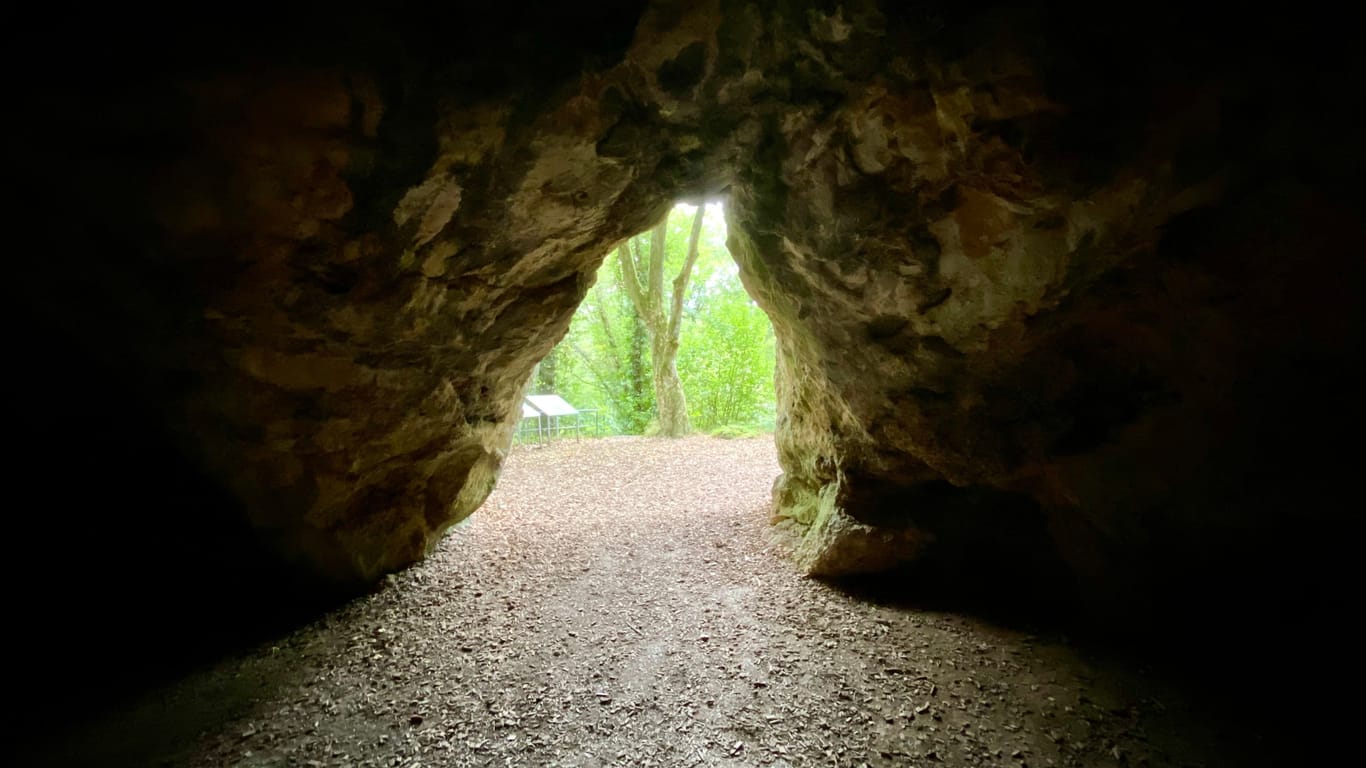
top-left (548, 202), bottom-right (775, 435)
top-left (532, 347), bottom-right (559, 393)
top-left (678, 260), bottom-right (775, 432)
top-left (549, 249), bottom-right (655, 434)
top-left (707, 423), bottom-right (768, 439)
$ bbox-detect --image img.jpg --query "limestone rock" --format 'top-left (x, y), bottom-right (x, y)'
top-left (789, 506), bottom-right (931, 578)
top-left (15, 2), bottom-right (1364, 638)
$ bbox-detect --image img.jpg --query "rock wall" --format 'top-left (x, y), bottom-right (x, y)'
top-left (11, 1), bottom-right (1364, 702)
top-left (726, 6), bottom-right (1366, 628)
top-left (728, 6), bottom-right (1358, 629)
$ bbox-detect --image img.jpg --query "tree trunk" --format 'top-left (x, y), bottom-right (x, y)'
top-left (617, 206), bottom-right (706, 437)
top-left (628, 310), bottom-right (650, 433)
top-left (651, 334), bottom-right (689, 436)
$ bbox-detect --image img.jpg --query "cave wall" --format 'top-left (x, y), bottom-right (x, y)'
top-left (11, 1), bottom-right (1364, 706)
top-left (722, 6), bottom-right (1366, 630)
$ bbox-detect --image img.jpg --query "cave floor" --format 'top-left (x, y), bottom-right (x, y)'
top-left (50, 436), bottom-right (1269, 767)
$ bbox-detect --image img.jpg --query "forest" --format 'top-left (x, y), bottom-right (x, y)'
top-left (528, 202), bottom-right (776, 437)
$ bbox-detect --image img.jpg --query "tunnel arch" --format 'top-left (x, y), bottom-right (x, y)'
top-left (14, 3), bottom-right (1365, 720)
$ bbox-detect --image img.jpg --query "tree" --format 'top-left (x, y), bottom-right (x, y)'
top-left (554, 259), bottom-right (644, 433)
top-left (678, 276), bottom-right (775, 431)
top-left (531, 347), bottom-right (558, 393)
top-left (618, 205), bottom-right (706, 436)
top-left (550, 201), bottom-right (775, 437)
top-left (625, 294), bottom-right (652, 432)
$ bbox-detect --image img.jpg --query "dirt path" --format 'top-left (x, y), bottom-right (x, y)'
top-left (41, 436), bottom-right (1267, 767)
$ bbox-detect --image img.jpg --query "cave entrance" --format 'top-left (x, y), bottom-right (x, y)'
top-left (522, 200), bottom-right (778, 443)
top-left (476, 198), bottom-right (782, 583)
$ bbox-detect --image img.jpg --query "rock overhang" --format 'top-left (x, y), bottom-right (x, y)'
top-left (10, 2), bottom-right (1363, 642)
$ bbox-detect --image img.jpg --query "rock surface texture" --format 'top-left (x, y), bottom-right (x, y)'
top-left (11, 0), bottom-right (1363, 705)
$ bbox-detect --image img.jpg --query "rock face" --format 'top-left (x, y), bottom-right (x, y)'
top-left (12, 0), bottom-right (1364, 692)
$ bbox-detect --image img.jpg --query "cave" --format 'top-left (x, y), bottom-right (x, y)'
top-left (11, 2), bottom-right (1364, 765)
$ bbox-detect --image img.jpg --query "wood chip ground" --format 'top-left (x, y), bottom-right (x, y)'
top-left (44, 437), bottom-right (1273, 767)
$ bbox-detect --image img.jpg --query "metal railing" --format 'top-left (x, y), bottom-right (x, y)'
top-left (513, 408), bottom-right (602, 446)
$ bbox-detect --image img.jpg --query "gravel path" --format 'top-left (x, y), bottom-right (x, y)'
top-left (40, 436), bottom-right (1267, 767)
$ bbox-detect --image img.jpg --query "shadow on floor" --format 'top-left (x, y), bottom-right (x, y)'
top-left (823, 555), bottom-right (1354, 768)
top-left (18, 586), bottom-right (355, 768)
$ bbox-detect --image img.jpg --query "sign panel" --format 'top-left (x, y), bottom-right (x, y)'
top-left (525, 394), bottom-right (579, 417)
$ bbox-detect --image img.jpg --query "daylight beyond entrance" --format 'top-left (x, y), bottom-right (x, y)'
top-left (525, 201), bottom-right (777, 441)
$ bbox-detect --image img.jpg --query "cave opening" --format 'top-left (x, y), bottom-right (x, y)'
top-left (487, 197), bottom-right (785, 576)
top-left (520, 199), bottom-right (778, 443)
top-left (13, 2), bottom-right (1365, 765)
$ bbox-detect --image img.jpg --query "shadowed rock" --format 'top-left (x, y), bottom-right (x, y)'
top-left (11, 2), bottom-right (1364, 718)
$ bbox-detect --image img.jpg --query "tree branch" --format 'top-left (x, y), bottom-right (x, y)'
top-left (668, 204), bottom-right (706, 345)
top-left (566, 339), bottom-right (619, 406)
top-left (617, 242), bottom-right (648, 318)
